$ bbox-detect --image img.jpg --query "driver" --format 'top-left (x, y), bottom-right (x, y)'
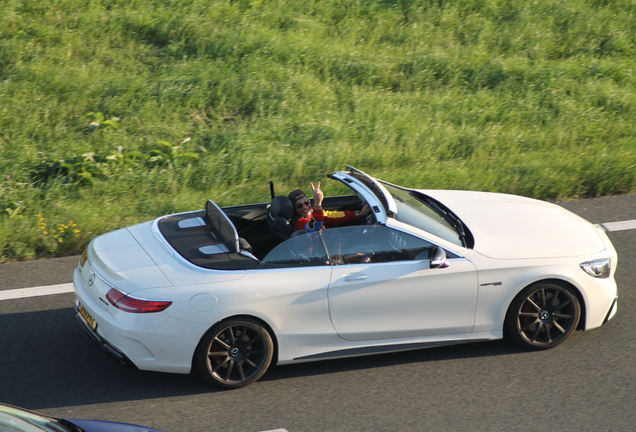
top-left (289, 182), bottom-right (371, 232)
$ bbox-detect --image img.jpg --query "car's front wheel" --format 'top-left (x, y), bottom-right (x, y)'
top-left (196, 318), bottom-right (274, 389)
top-left (506, 282), bottom-right (581, 350)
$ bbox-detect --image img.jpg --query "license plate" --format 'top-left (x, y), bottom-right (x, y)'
top-left (78, 303), bottom-right (98, 331)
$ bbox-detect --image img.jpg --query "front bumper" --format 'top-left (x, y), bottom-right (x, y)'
top-left (603, 297), bottom-right (618, 325)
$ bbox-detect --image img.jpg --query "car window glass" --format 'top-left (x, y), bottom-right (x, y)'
top-left (0, 405), bottom-right (66, 432)
top-left (321, 225), bottom-right (434, 264)
top-left (259, 232), bottom-right (329, 269)
top-left (380, 184), bottom-right (463, 246)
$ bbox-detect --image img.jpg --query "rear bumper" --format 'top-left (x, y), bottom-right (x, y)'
top-left (74, 306), bottom-right (137, 369)
top-left (72, 266), bottom-right (206, 374)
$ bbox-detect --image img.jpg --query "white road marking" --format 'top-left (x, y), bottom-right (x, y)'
top-left (1, 218), bottom-right (635, 302)
top-left (0, 283), bottom-right (74, 301)
top-left (602, 220), bottom-right (636, 232)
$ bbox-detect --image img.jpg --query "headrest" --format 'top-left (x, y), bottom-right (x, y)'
top-left (270, 195), bottom-right (293, 220)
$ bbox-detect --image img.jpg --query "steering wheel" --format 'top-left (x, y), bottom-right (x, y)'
top-left (388, 230), bottom-right (408, 252)
top-left (365, 212), bottom-right (377, 225)
top-left (290, 249), bottom-right (311, 263)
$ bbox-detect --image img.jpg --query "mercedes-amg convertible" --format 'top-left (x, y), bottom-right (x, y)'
top-left (73, 166), bottom-right (618, 389)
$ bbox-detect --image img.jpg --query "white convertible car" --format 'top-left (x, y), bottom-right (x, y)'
top-left (73, 167), bottom-right (618, 389)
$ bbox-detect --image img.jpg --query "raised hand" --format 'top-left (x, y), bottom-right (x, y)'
top-left (310, 182), bottom-right (324, 207)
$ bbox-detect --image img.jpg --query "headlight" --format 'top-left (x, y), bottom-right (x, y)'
top-left (580, 258), bottom-right (611, 278)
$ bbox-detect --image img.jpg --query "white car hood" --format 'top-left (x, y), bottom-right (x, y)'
top-left (420, 190), bottom-right (606, 259)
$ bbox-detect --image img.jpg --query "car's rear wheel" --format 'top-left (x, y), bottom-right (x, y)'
top-left (196, 318), bottom-right (274, 389)
top-left (506, 282), bottom-right (581, 350)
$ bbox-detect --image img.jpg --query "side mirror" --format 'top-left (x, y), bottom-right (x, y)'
top-left (430, 247), bottom-right (449, 269)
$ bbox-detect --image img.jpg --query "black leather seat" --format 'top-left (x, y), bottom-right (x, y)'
top-left (267, 196), bottom-right (294, 241)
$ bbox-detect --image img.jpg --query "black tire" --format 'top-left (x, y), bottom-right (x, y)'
top-left (505, 282), bottom-right (581, 350)
top-left (196, 318), bottom-right (274, 389)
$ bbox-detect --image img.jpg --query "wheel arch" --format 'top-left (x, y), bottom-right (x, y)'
top-left (504, 278), bottom-right (587, 333)
top-left (191, 314), bottom-right (280, 374)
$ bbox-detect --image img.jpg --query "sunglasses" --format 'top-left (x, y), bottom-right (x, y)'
top-left (296, 200), bottom-right (311, 210)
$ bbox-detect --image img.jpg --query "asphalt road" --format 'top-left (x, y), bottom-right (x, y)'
top-left (1, 194), bottom-right (635, 432)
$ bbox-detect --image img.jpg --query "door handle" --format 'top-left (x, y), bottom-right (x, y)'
top-left (342, 274), bottom-right (368, 281)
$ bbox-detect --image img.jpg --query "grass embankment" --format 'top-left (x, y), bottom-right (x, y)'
top-left (1, 0), bottom-right (635, 261)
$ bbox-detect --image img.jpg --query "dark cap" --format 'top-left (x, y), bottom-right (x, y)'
top-left (288, 189), bottom-right (306, 204)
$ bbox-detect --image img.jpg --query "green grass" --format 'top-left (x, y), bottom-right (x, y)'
top-left (1, 0), bottom-right (636, 261)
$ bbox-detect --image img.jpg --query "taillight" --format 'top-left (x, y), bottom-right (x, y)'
top-left (79, 249), bottom-right (89, 267)
top-left (106, 288), bottom-right (172, 313)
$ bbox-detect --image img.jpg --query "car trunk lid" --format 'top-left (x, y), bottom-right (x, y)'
top-left (82, 227), bottom-right (172, 310)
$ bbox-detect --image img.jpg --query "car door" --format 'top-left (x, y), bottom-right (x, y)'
top-left (253, 232), bottom-right (337, 337)
top-left (324, 225), bottom-right (478, 341)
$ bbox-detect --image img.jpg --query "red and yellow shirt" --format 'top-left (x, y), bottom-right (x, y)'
top-left (292, 209), bottom-right (357, 232)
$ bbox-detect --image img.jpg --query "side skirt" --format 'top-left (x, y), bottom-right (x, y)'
top-left (293, 338), bottom-right (491, 361)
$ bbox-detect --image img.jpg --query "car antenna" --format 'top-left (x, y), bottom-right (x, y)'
top-left (269, 181), bottom-right (275, 199)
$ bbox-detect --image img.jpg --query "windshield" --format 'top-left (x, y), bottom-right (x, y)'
top-left (0, 405), bottom-right (68, 432)
top-left (380, 183), bottom-right (464, 246)
top-left (348, 170), bottom-right (392, 213)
